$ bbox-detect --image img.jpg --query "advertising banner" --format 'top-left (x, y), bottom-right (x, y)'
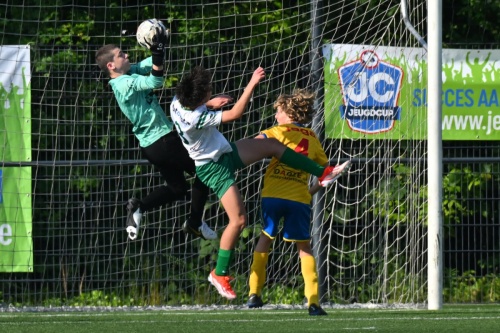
top-left (323, 44), bottom-right (500, 140)
top-left (0, 45), bottom-right (32, 272)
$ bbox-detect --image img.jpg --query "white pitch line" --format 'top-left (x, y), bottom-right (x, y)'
top-left (342, 328), bottom-right (376, 331)
top-left (1, 316), bottom-right (500, 325)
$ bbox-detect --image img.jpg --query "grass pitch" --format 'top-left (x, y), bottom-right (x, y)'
top-left (1, 304), bottom-right (499, 333)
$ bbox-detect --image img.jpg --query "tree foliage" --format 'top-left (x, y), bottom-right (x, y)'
top-left (0, 0), bottom-right (498, 305)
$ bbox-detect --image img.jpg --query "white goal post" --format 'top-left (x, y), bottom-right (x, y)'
top-left (426, 0), bottom-right (444, 310)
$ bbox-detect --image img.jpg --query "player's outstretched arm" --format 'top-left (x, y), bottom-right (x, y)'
top-left (222, 67), bottom-right (265, 123)
top-left (206, 95), bottom-right (233, 109)
top-left (147, 21), bottom-right (169, 71)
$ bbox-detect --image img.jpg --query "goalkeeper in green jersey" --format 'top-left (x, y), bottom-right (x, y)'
top-left (95, 22), bottom-right (230, 241)
top-left (247, 89), bottom-right (351, 315)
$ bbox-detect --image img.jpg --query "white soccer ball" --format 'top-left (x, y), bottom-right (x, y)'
top-left (136, 19), bottom-right (167, 49)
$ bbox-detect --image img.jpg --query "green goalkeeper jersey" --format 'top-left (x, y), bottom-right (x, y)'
top-left (109, 56), bottom-right (173, 147)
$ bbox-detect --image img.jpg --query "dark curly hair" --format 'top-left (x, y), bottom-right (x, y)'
top-left (176, 66), bottom-right (212, 110)
top-left (274, 88), bottom-right (316, 124)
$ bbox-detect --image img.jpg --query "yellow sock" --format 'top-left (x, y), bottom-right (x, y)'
top-left (301, 255), bottom-right (319, 306)
top-left (249, 252), bottom-right (269, 296)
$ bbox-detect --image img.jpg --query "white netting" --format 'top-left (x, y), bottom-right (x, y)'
top-left (0, 0), bottom-right (428, 307)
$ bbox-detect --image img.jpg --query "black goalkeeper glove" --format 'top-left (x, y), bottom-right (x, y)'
top-left (145, 22), bottom-right (170, 66)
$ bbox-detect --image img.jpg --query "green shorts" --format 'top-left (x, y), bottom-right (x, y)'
top-left (195, 143), bottom-right (245, 198)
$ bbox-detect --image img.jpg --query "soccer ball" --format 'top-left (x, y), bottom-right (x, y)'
top-left (136, 19), bottom-right (167, 49)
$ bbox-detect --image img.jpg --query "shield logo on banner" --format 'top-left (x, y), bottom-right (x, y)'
top-left (338, 50), bottom-right (404, 134)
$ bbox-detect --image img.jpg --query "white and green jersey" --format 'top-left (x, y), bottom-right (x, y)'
top-left (109, 57), bottom-right (173, 148)
top-left (170, 96), bottom-right (232, 166)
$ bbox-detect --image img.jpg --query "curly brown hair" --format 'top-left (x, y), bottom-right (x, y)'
top-left (273, 88), bottom-right (316, 124)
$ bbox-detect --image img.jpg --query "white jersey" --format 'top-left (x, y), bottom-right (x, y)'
top-left (170, 96), bottom-right (233, 166)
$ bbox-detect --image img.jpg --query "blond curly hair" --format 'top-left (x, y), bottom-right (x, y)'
top-left (273, 88), bottom-right (316, 124)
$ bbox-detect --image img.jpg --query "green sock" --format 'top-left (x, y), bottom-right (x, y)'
top-left (280, 148), bottom-right (324, 177)
top-left (215, 249), bottom-right (234, 276)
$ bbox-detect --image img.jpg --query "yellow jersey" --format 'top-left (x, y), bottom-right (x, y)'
top-left (260, 123), bottom-right (328, 204)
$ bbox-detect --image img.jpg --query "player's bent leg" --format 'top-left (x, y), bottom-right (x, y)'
top-left (234, 138), bottom-right (286, 166)
top-left (183, 176), bottom-right (216, 239)
top-left (237, 138), bottom-right (329, 179)
top-left (308, 304), bottom-right (328, 316)
top-left (254, 233), bottom-right (273, 252)
top-left (182, 220), bottom-right (217, 240)
top-left (318, 160), bottom-right (352, 187)
top-left (208, 185), bottom-right (246, 300)
top-left (247, 294), bottom-right (264, 308)
top-left (219, 185), bottom-right (247, 249)
top-left (248, 250), bottom-right (269, 307)
top-left (126, 198), bottom-right (142, 240)
top-left (208, 269), bottom-right (236, 300)
top-left (190, 176), bottom-right (209, 221)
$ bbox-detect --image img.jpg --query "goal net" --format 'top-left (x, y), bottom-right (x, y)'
top-left (0, 0), bottom-right (428, 307)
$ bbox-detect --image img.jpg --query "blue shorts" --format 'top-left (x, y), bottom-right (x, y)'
top-left (261, 197), bottom-right (311, 242)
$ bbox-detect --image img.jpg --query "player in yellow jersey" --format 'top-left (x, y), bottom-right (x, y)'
top-left (247, 89), bottom-right (350, 315)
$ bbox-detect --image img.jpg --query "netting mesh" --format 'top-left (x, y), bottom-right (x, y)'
top-left (0, 0), bottom-right (432, 307)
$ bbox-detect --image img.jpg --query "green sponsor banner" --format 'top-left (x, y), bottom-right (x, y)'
top-left (0, 45), bottom-right (32, 272)
top-left (323, 44), bottom-right (500, 140)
